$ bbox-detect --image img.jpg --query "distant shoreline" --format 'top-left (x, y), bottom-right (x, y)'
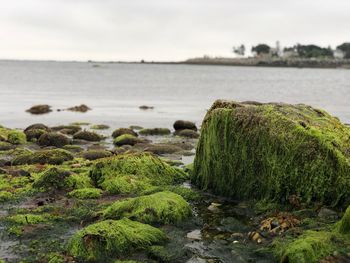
top-left (1, 58), bottom-right (350, 69)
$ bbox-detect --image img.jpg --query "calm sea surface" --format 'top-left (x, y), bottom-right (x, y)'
top-left (0, 60), bottom-right (349, 129)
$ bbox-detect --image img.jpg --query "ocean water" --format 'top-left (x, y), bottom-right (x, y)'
top-left (0, 60), bottom-right (349, 129)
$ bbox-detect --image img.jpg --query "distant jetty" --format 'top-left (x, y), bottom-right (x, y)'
top-left (183, 57), bottom-right (350, 69)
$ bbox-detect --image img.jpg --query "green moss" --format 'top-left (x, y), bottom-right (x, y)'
top-left (68, 188), bottom-right (102, 199)
top-left (147, 245), bottom-right (174, 262)
top-left (113, 134), bottom-right (141, 146)
top-left (73, 130), bottom-right (103, 141)
top-left (37, 132), bottom-right (70, 147)
top-left (33, 167), bottom-right (71, 192)
top-left (82, 150), bottom-right (112, 160)
top-left (164, 186), bottom-right (201, 202)
top-left (112, 128), bottom-right (137, 138)
top-left (89, 153), bottom-right (187, 195)
top-left (12, 149), bottom-right (74, 165)
top-left (273, 230), bottom-right (349, 263)
top-left (68, 173), bottom-right (93, 189)
top-left (103, 191), bottom-right (191, 224)
top-left (0, 141), bottom-right (13, 150)
top-left (47, 252), bottom-right (65, 263)
top-left (7, 130), bottom-right (27, 144)
top-left (139, 128), bottom-right (171, 136)
top-left (0, 191), bottom-right (13, 202)
top-left (7, 214), bottom-right (49, 225)
top-left (193, 100), bottom-right (350, 207)
top-left (68, 218), bottom-right (166, 262)
top-left (336, 205), bottom-right (350, 234)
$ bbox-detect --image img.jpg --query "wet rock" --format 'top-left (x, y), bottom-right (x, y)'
top-left (139, 105), bottom-right (154, 110)
top-left (67, 104), bottom-right (91, 112)
top-left (82, 150), bottom-right (112, 160)
top-left (24, 123), bottom-right (50, 132)
top-left (219, 217), bottom-right (249, 232)
top-left (24, 129), bottom-right (46, 142)
top-left (73, 130), bottom-right (103, 141)
top-left (136, 143), bottom-right (183, 154)
top-left (38, 132), bottom-right (71, 148)
top-left (113, 134), bottom-right (143, 146)
top-left (139, 128), bottom-right (171, 136)
top-left (186, 256), bottom-right (207, 263)
top-left (26, 104), bottom-right (52, 114)
top-left (129, 125), bottom-right (143, 130)
top-left (112, 128), bottom-right (138, 138)
top-left (51, 125), bottom-right (82, 135)
top-left (12, 149), bottom-right (74, 165)
top-left (33, 167), bottom-right (72, 192)
top-left (174, 120), bottom-right (197, 131)
top-left (187, 230), bottom-right (202, 240)
top-left (318, 207), bottom-right (339, 221)
top-left (113, 145), bottom-right (133, 154)
top-left (175, 129), bottom-right (200, 138)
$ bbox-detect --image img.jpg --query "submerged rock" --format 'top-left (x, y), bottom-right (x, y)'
top-left (37, 132), bottom-right (71, 148)
top-left (139, 128), bottom-right (171, 136)
top-left (174, 129), bottom-right (200, 138)
top-left (173, 120), bottom-right (197, 131)
top-left (103, 191), bottom-right (192, 224)
top-left (68, 218), bottom-right (166, 262)
top-left (193, 100), bottom-right (350, 208)
top-left (26, 104), bottom-right (52, 114)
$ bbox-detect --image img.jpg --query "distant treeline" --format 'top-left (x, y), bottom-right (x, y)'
top-left (233, 42), bottom-right (350, 59)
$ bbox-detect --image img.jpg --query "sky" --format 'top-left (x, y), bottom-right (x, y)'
top-left (0, 0), bottom-right (349, 61)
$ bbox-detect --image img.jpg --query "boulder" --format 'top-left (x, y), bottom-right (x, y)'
top-left (113, 134), bottom-right (142, 146)
top-left (193, 100), bottom-right (350, 208)
top-left (38, 132), bottom-right (71, 148)
top-left (24, 123), bottom-right (50, 132)
top-left (173, 120), bottom-right (197, 131)
top-left (25, 129), bottom-right (46, 142)
top-left (139, 128), bottom-right (171, 136)
top-left (12, 149), bottom-right (74, 165)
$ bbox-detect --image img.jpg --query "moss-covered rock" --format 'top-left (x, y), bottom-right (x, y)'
top-left (89, 153), bottom-right (187, 194)
top-left (0, 190), bottom-right (13, 202)
top-left (113, 134), bottom-right (142, 146)
top-left (174, 129), bottom-right (199, 138)
top-left (193, 100), bottom-right (350, 207)
top-left (139, 128), bottom-right (171, 136)
top-left (68, 218), bottom-right (166, 262)
top-left (90, 124), bottom-right (110, 130)
top-left (73, 130), bottom-right (103, 141)
top-left (33, 167), bottom-right (72, 192)
top-left (112, 128), bottom-right (138, 138)
top-left (38, 132), bottom-right (71, 147)
top-left (24, 128), bottom-right (46, 142)
top-left (0, 141), bottom-right (14, 151)
top-left (336, 206), bottom-right (350, 234)
top-left (24, 123), bottom-right (50, 132)
top-left (26, 104), bottom-right (52, 114)
top-left (7, 130), bottom-right (27, 144)
top-left (173, 120), bottom-right (197, 131)
top-left (103, 191), bottom-right (191, 224)
top-left (82, 150), bottom-right (112, 160)
top-left (12, 149), bottom-right (74, 165)
top-left (135, 143), bottom-right (183, 155)
top-left (68, 188), bottom-right (102, 199)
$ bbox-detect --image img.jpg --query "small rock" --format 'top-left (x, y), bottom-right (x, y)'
top-left (139, 105), bottom-right (154, 110)
top-left (318, 207), bottom-right (339, 221)
top-left (208, 203), bottom-right (222, 213)
top-left (187, 230), bottom-right (202, 240)
top-left (112, 128), bottom-right (138, 138)
top-left (173, 120), bottom-right (197, 131)
top-left (26, 105), bottom-right (52, 115)
top-left (67, 104), bottom-right (91, 112)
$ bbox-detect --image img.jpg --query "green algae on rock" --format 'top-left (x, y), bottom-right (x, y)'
top-left (33, 167), bottom-right (72, 192)
top-left (68, 188), bottom-right (102, 199)
top-left (112, 128), bottom-right (138, 138)
top-left (193, 100), bottom-right (350, 207)
top-left (73, 130), bottom-right (104, 141)
top-left (82, 150), bottom-right (112, 160)
top-left (113, 134), bottom-right (142, 146)
top-left (68, 218), bottom-right (166, 262)
top-left (336, 205), bottom-right (350, 234)
top-left (103, 191), bottom-right (191, 224)
top-left (89, 153), bottom-right (188, 195)
top-left (37, 132), bottom-right (71, 148)
top-left (12, 149), bottom-right (74, 165)
top-left (0, 127), bottom-right (27, 145)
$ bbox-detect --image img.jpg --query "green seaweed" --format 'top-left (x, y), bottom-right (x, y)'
top-left (336, 205), bottom-right (350, 234)
top-left (7, 130), bottom-right (27, 144)
top-left (113, 134), bottom-right (141, 146)
top-left (68, 218), bottom-right (166, 262)
top-left (12, 149), bottom-right (74, 165)
top-left (103, 191), bottom-right (191, 224)
top-left (193, 100), bottom-right (350, 207)
top-left (138, 128), bottom-right (171, 136)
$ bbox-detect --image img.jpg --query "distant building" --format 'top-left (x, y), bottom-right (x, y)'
top-left (282, 48), bottom-right (298, 58)
top-left (334, 49), bottom-right (345, 59)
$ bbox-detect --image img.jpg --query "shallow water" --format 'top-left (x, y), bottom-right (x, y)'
top-left (0, 60), bottom-right (349, 129)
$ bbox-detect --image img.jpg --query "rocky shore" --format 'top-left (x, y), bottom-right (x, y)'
top-left (0, 101), bottom-right (349, 263)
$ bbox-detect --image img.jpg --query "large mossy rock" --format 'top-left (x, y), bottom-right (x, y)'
top-left (103, 191), bottom-right (192, 224)
top-left (12, 149), bottom-right (74, 165)
top-left (68, 218), bottom-right (166, 262)
top-left (193, 100), bottom-right (350, 207)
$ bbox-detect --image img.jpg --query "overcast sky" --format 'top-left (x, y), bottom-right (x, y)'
top-left (0, 0), bottom-right (349, 61)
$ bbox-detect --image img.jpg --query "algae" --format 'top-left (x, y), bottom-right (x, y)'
top-left (68, 188), bottom-right (102, 199)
